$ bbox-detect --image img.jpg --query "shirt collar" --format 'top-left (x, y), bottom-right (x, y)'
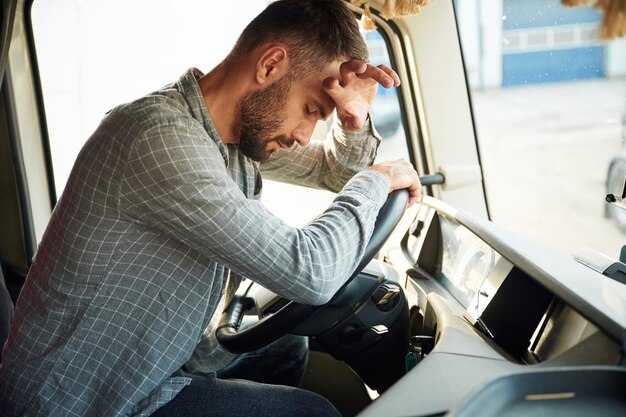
top-left (177, 67), bottom-right (229, 165)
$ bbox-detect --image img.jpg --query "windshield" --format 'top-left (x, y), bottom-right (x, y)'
top-left (454, 0), bottom-right (626, 257)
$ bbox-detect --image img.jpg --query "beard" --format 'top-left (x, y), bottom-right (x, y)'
top-left (232, 74), bottom-right (295, 162)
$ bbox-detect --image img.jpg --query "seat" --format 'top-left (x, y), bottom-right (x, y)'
top-left (0, 266), bottom-right (13, 362)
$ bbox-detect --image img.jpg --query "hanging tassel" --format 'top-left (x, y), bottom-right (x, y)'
top-left (396, 0), bottom-right (427, 16)
top-left (351, 1), bottom-right (377, 31)
top-left (381, 0), bottom-right (431, 20)
top-left (561, 0), bottom-right (592, 6)
top-left (351, 0), bottom-right (433, 25)
top-left (361, 3), bottom-right (378, 31)
top-left (596, 0), bottom-right (626, 39)
top-left (562, 0), bottom-right (626, 40)
top-left (381, 0), bottom-right (397, 19)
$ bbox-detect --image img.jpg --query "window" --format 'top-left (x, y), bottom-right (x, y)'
top-left (32, 0), bottom-right (409, 227)
top-left (455, 0), bottom-right (626, 257)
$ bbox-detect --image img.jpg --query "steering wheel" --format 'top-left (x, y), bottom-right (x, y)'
top-left (216, 188), bottom-right (410, 354)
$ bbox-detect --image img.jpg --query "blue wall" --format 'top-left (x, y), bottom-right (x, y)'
top-left (502, 0), bottom-right (604, 86)
top-left (503, 46), bottom-right (605, 86)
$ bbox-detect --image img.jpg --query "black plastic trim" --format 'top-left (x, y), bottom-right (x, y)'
top-left (0, 0), bottom-right (17, 89)
top-left (24, 0), bottom-right (56, 206)
top-left (378, 16), bottom-right (431, 192)
top-left (3, 67), bottom-right (36, 262)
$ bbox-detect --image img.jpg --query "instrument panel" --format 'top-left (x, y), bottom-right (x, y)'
top-left (359, 199), bottom-right (626, 417)
top-left (401, 198), bottom-right (624, 364)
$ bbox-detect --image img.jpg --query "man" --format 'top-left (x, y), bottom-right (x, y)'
top-left (0, 0), bottom-right (421, 416)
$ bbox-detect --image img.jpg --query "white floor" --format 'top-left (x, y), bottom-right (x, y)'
top-left (472, 77), bottom-right (626, 259)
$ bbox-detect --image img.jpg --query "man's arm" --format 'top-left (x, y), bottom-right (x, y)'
top-left (120, 118), bottom-right (390, 306)
top-left (259, 113), bottom-right (381, 192)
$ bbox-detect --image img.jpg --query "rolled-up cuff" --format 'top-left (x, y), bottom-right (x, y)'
top-left (333, 113), bottom-right (382, 147)
top-left (342, 170), bottom-right (390, 207)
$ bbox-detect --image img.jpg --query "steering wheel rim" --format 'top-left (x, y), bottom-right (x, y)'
top-left (216, 188), bottom-right (410, 354)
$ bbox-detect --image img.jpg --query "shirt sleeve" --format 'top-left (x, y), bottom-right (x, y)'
top-left (120, 118), bottom-right (389, 306)
top-left (259, 113), bottom-right (382, 193)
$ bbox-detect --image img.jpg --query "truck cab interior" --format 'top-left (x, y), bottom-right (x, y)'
top-left (1, 0), bottom-right (626, 416)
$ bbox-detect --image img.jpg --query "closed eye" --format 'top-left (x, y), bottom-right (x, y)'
top-left (313, 99), bottom-right (329, 120)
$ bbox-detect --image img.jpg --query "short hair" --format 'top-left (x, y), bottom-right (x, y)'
top-left (228, 0), bottom-right (369, 77)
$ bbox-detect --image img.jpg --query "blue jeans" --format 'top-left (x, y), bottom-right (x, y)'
top-left (151, 335), bottom-right (341, 417)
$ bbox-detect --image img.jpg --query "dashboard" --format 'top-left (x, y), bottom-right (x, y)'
top-left (357, 196), bottom-right (626, 417)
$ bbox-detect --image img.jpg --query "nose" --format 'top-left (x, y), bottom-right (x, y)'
top-left (293, 121), bottom-right (317, 147)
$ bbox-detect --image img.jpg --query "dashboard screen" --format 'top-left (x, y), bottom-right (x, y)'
top-left (438, 217), bottom-right (502, 308)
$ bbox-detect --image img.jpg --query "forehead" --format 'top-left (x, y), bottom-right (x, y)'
top-left (301, 60), bottom-right (342, 86)
top-left (292, 59), bottom-right (342, 103)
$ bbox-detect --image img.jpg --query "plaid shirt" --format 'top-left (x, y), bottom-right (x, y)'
top-left (0, 68), bottom-right (388, 416)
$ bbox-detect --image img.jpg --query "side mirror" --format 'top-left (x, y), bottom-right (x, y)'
top-left (606, 173), bottom-right (626, 210)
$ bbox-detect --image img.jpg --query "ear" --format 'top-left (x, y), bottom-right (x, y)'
top-left (255, 45), bottom-right (289, 85)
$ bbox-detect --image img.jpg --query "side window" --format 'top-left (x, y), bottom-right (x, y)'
top-left (31, 1), bottom-right (409, 227)
top-left (31, 0), bottom-right (268, 194)
top-left (455, 0), bottom-right (626, 256)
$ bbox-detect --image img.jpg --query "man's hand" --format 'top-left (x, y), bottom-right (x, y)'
top-left (368, 159), bottom-right (422, 206)
top-left (324, 60), bottom-right (401, 133)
